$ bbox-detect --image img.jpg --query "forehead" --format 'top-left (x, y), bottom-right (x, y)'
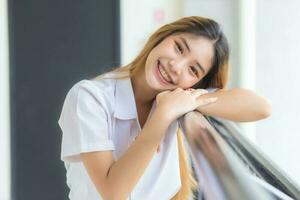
top-left (170, 33), bottom-right (215, 71)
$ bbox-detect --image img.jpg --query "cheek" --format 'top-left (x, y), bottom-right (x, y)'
top-left (144, 60), bottom-right (154, 83)
top-left (145, 51), bottom-right (156, 75)
top-left (179, 74), bottom-right (199, 88)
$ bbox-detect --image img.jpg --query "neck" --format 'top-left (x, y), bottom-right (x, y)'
top-left (131, 66), bottom-right (158, 106)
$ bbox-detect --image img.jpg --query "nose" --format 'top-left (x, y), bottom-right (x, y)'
top-left (169, 59), bottom-right (185, 76)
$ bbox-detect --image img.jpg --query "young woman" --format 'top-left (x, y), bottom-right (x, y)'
top-left (58, 16), bottom-right (271, 200)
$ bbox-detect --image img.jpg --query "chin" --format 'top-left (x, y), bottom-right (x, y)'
top-left (145, 74), bottom-right (160, 90)
top-left (145, 66), bottom-right (174, 91)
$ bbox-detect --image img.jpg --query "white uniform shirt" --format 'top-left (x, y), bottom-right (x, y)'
top-left (58, 76), bottom-right (181, 200)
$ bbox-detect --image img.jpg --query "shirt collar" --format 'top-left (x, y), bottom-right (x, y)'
top-left (114, 77), bottom-right (138, 120)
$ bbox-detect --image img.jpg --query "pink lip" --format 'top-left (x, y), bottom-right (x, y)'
top-left (155, 60), bottom-right (170, 85)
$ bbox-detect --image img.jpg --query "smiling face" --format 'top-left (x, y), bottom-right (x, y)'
top-left (144, 33), bottom-right (215, 91)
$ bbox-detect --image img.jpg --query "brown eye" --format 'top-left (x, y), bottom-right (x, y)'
top-left (175, 41), bottom-right (183, 54)
top-left (190, 66), bottom-right (199, 77)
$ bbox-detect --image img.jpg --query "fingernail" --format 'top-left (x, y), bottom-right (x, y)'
top-left (210, 97), bottom-right (218, 102)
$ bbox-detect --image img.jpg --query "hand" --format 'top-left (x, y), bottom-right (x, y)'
top-left (155, 88), bottom-right (218, 122)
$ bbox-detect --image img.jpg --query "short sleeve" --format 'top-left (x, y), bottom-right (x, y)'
top-left (58, 80), bottom-right (115, 163)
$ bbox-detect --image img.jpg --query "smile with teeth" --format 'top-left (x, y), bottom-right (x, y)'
top-left (158, 61), bottom-right (172, 84)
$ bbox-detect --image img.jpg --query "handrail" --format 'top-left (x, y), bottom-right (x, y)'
top-left (205, 116), bottom-right (300, 200)
top-left (179, 111), bottom-right (290, 200)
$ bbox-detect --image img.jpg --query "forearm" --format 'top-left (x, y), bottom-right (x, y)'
top-left (196, 88), bottom-right (272, 122)
top-left (106, 110), bottom-right (170, 200)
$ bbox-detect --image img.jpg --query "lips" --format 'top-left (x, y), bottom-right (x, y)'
top-left (156, 60), bottom-right (172, 84)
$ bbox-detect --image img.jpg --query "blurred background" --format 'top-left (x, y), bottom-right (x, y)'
top-left (1, 0), bottom-right (300, 199)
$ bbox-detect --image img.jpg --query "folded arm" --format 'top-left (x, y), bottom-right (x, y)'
top-left (196, 88), bottom-right (272, 122)
top-left (80, 109), bottom-right (170, 200)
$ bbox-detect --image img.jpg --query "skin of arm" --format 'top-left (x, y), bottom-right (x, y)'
top-left (80, 108), bottom-right (171, 200)
top-left (196, 88), bottom-right (272, 122)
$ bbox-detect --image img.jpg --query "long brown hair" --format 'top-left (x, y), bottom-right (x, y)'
top-left (94, 16), bottom-right (230, 200)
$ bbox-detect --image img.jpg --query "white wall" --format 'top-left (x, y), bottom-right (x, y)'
top-left (256, 0), bottom-right (300, 184)
top-left (0, 0), bottom-right (11, 199)
top-left (121, 0), bottom-right (182, 65)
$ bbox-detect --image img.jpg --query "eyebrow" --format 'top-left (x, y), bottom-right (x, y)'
top-left (179, 37), bottom-right (206, 74)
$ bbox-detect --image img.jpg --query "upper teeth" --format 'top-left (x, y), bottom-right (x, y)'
top-left (159, 64), bottom-right (171, 83)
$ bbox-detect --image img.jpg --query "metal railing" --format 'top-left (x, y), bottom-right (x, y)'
top-left (179, 111), bottom-right (300, 200)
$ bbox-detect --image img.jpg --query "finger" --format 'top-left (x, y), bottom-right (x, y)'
top-left (174, 87), bottom-right (183, 92)
top-left (186, 88), bottom-right (195, 92)
top-left (160, 90), bottom-right (171, 94)
top-left (156, 90), bottom-right (170, 98)
top-left (198, 97), bottom-right (218, 106)
top-left (191, 89), bottom-right (209, 96)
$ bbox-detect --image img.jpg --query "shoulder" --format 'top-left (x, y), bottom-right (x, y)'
top-left (70, 78), bottom-right (116, 100)
top-left (62, 78), bottom-right (118, 117)
top-left (58, 78), bottom-right (118, 162)
top-left (71, 78), bottom-right (116, 96)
